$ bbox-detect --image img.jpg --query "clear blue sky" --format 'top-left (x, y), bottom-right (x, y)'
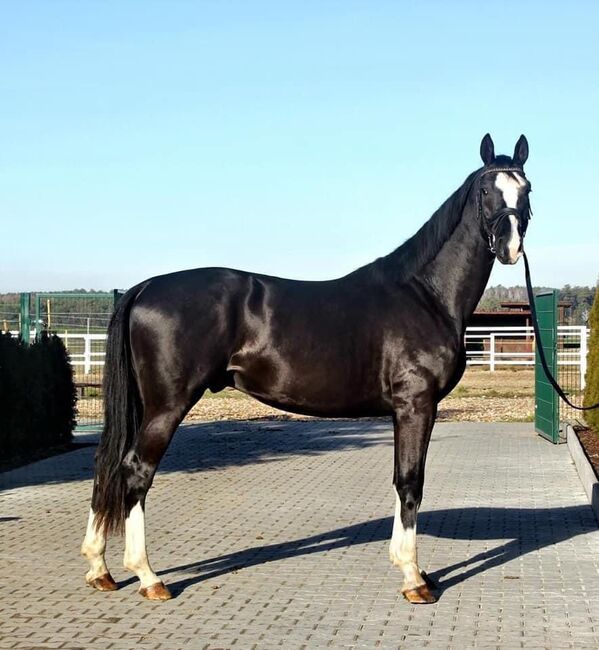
top-left (1, 1), bottom-right (598, 292)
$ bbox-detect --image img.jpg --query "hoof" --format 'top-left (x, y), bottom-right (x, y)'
top-left (402, 583), bottom-right (437, 604)
top-left (86, 573), bottom-right (118, 592)
top-left (139, 581), bottom-right (172, 601)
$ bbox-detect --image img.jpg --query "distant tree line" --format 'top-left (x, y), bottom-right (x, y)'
top-left (477, 284), bottom-right (596, 325)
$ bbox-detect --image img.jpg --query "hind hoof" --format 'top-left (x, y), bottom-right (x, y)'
top-left (87, 573), bottom-right (118, 592)
top-left (139, 581), bottom-right (172, 601)
top-left (402, 583), bottom-right (437, 604)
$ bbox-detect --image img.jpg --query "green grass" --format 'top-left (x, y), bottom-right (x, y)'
top-left (204, 388), bottom-right (246, 400)
top-left (451, 386), bottom-right (469, 397)
top-left (504, 414), bottom-right (535, 423)
top-left (449, 387), bottom-right (534, 399)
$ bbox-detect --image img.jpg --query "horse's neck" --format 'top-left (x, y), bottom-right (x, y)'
top-left (421, 202), bottom-right (494, 332)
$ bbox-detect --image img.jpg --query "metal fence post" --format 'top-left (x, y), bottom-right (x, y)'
top-left (490, 332), bottom-right (496, 371)
top-left (84, 335), bottom-right (92, 374)
top-left (34, 294), bottom-right (41, 339)
top-left (20, 292), bottom-right (31, 345)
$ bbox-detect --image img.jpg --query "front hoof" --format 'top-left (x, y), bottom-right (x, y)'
top-left (86, 573), bottom-right (118, 592)
top-left (139, 581), bottom-right (172, 601)
top-left (402, 583), bottom-right (437, 604)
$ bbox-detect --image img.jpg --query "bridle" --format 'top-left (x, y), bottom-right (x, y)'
top-left (475, 166), bottom-right (531, 255)
top-left (473, 166), bottom-right (598, 412)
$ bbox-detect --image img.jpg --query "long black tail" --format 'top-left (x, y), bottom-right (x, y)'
top-left (91, 283), bottom-right (147, 534)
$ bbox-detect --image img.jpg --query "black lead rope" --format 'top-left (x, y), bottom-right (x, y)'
top-left (523, 250), bottom-right (599, 411)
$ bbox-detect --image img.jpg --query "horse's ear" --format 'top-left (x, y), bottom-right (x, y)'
top-left (480, 133), bottom-right (495, 165)
top-left (513, 134), bottom-right (529, 167)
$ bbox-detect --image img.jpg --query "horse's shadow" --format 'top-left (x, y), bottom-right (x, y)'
top-left (0, 420), bottom-right (390, 491)
top-left (150, 505), bottom-right (597, 598)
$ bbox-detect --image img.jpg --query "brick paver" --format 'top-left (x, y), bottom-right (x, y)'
top-left (1, 421), bottom-right (599, 649)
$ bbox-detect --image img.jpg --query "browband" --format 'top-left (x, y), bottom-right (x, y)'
top-left (479, 166), bottom-right (526, 177)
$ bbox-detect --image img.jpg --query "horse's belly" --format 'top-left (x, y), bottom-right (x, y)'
top-left (228, 352), bottom-right (389, 417)
top-left (239, 385), bottom-right (390, 418)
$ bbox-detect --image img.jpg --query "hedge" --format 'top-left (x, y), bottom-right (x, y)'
top-left (583, 288), bottom-right (599, 432)
top-left (0, 331), bottom-right (76, 460)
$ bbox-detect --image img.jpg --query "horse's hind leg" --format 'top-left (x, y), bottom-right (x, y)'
top-left (80, 407), bottom-right (186, 597)
top-left (81, 503), bottom-right (117, 591)
top-left (121, 404), bottom-right (191, 601)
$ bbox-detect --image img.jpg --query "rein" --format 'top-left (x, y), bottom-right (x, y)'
top-left (475, 165), bottom-right (597, 411)
top-left (523, 251), bottom-right (599, 411)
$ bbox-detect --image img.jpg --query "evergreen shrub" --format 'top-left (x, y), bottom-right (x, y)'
top-left (0, 332), bottom-right (76, 460)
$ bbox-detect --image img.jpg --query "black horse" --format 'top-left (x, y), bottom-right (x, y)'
top-left (82, 134), bottom-right (532, 603)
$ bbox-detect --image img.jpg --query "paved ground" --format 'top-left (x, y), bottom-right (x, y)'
top-left (1, 421), bottom-right (599, 649)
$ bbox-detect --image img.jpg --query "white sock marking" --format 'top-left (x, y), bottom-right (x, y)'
top-left (81, 508), bottom-right (109, 581)
top-left (124, 502), bottom-right (160, 588)
top-left (389, 490), bottom-right (423, 588)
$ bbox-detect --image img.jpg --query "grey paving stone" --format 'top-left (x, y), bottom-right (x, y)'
top-left (1, 421), bottom-right (599, 648)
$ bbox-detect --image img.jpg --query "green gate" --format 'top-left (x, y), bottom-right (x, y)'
top-left (534, 290), bottom-right (560, 443)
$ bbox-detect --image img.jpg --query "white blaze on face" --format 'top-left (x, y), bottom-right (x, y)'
top-left (495, 172), bottom-right (526, 263)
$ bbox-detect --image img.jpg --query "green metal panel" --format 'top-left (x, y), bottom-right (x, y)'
top-left (35, 294), bottom-right (41, 339)
top-left (535, 290), bottom-right (559, 443)
top-left (35, 291), bottom-right (116, 335)
top-left (20, 292), bottom-right (31, 345)
top-left (31, 290), bottom-right (124, 427)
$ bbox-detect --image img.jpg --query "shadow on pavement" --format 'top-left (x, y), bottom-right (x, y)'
top-left (0, 419), bottom-right (391, 491)
top-left (157, 505), bottom-right (597, 598)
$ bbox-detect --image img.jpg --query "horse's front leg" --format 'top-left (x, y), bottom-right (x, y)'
top-left (389, 398), bottom-right (437, 604)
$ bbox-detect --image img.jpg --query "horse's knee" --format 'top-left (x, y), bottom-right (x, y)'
top-left (394, 481), bottom-right (422, 527)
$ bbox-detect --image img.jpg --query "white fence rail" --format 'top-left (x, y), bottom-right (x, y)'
top-left (12, 325), bottom-right (591, 386)
top-left (465, 325), bottom-right (589, 388)
top-left (9, 330), bottom-right (107, 375)
top-left (59, 332), bottom-right (107, 374)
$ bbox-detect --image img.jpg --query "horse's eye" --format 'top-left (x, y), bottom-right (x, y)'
top-left (481, 188), bottom-right (488, 196)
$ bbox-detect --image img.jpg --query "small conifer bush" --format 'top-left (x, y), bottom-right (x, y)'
top-left (0, 332), bottom-right (76, 461)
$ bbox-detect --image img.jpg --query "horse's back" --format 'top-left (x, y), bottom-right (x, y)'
top-left (125, 265), bottom-right (461, 416)
top-left (125, 267), bottom-right (395, 415)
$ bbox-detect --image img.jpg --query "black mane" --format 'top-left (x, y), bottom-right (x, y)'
top-left (351, 168), bottom-right (482, 285)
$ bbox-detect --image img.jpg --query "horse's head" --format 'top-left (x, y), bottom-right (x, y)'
top-left (477, 133), bottom-right (532, 265)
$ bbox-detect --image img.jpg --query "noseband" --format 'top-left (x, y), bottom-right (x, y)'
top-left (476, 167), bottom-right (531, 254)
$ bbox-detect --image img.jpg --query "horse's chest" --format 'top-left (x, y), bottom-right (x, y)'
top-left (384, 330), bottom-right (462, 395)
